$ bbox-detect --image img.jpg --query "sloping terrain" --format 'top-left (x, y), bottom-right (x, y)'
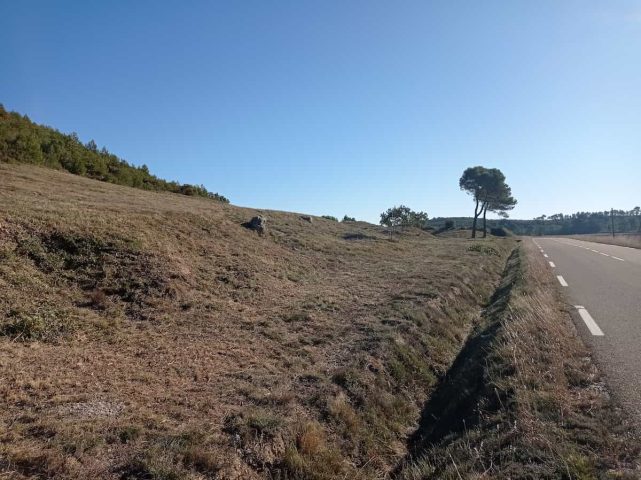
top-left (0, 164), bottom-right (515, 479)
top-left (0, 104), bottom-right (228, 202)
top-left (395, 239), bottom-right (640, 479)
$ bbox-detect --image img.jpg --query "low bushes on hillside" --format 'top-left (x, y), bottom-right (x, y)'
top-left (0, 105), bottom-right (228, 202)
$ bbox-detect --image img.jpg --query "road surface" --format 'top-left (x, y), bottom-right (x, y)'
top-left (533, 237), bottom-right (641, 425)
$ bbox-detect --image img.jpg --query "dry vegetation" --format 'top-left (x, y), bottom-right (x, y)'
top-left (395, 239), bottom-right (640, 479)
top-left (0, 164), bottom-right (517, 479)
top-left (568, 234), bottom-right (641, 250)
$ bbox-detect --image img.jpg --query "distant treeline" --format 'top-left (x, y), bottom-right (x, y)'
top-left (0, 105), bottom-right (228, 202)
top-left (430, 208), bottom-right (641, 236)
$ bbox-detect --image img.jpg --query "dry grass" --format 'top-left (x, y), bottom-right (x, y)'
top-left (0, 164), bottom-right (515, 479)
top-left (567, 234), bottom-right (641, 249)
top-left (395, 240), bottom-right (640, 479)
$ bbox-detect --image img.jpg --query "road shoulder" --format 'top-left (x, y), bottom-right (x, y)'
top-left (395, 240), bottom-right (640, 479)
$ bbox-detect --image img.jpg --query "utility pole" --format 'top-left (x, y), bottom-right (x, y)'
top-left (611, 208), bottom-right (615, 238)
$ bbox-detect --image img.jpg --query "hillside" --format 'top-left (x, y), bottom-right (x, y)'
top-left (0, 164), bottom-right (518, 479)
top-left (0, 105), bottom-right (228, 202)
top-left (2, 164), bottom-right (639, 479)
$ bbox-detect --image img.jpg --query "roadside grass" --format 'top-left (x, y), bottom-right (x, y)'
top-left (0, 164), bottom-right (515, 479)
top-left (568, 234), bottom-right (641, 249)
top-left (395, 240), bottom-right (640, 479)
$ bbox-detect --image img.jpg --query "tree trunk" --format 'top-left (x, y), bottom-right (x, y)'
top-left (471, 199), bottom-right (480, 238)
top-left (482, 205), bottom-right (488, 238)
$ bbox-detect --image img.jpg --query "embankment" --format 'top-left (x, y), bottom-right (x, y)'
top-left (395, 240), bottom-right (640, 479)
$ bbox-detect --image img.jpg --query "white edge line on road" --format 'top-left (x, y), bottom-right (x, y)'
top-left (574, 305), bottom-right (604, 336)
top-left (549, 261), bottom-right (555, 267)
top-left (557, 275), bottom-right (568, 287)
top-left (612, 256), bottom-right (625, 261)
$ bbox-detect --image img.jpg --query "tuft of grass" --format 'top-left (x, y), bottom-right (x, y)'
top-left (467, 243), bottom-right (500, 256)
top-left (88, 289), bottom-right (108, 310)
top-left (280, 421), bottom-right (346, 480)
top-left (1, 308), bottom-right (73, 341)
top-left (118, 426), bottom-right (141, 444)
top-left (226, 408), bottom-right (285, 441)
top-left (119, 457), bottom-right (183, 480)
top-left (327, 393), bottom-right (360, 437)
top-left (565, 453), bottom-right (598, 480)
top-left (388, 342), bottom-right (436, 388)
top-left (182, 446), bottom-right (220, 474)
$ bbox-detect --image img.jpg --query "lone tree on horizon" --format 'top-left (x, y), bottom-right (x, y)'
top-left (459, 166), bottom-right (517, 238)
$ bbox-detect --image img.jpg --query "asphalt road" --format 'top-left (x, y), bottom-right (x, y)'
top-left (534, 237), bottom-right (641, 425)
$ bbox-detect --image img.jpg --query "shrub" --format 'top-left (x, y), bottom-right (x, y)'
top-left (490, 226), bottom-right (512, 237)
top-left (380, 205), bottom-right (429, 230)
top-left (1, 308), bottom-right (72, 341)
top-left (342, 215), bottom-right (356, 222)
top-left (467, 244), bottom-right (500, 256)
top-left (321, 215), bottom-right (338, 222)
top-left (88, 289), bottom-right (108, 310)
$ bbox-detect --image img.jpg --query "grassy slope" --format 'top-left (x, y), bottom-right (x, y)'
top-left (0, 164), bottom-right (515, 479)
top-left (396, 240), bottom-right (640, 479)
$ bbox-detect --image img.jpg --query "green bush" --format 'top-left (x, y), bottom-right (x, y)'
top-left (1, 308), bottom-right (73, 341)
top-left (380, 205), bottom-right (429, 229)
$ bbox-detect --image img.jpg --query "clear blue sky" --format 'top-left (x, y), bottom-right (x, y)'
top-left (2, 1), bottom-right (640, 222)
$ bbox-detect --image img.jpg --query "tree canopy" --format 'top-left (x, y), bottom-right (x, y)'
top-left (459, 166), bottom-right (517, 238)
top-left (380, 205), bottom-right (429, 231)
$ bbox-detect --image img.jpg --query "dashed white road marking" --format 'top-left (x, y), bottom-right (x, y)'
top-left (549, 261), bottom-right (556, 268)
top-left (543, 254), bottom-right (549, 258)
top-left (574, 305), bottom-right (604, 336)
top-left (537, 238), bottom-right (627, 263)
top-left (557, 275), bottom-right (568, 287)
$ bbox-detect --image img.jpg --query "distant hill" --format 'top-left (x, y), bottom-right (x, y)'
top-left (0, 104), bottom-right (228, 202)
top-left (430, 209), bottom-right (641, 236)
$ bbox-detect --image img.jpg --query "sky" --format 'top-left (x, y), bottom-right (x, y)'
top-left (1, 1), bottom-right (640, 222)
